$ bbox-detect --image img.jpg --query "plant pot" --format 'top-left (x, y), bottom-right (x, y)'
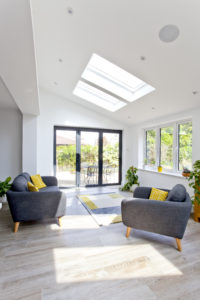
top-left (194, 200), bottom-right (200, 222)
top-left (0, 195), bottom-right (6, 203)
top-left (182, 172), bottom-right (190, 177)
top-left (157, 166), bottom-right (162, 173)
top-left (130, 184), bottom-right (138, 192)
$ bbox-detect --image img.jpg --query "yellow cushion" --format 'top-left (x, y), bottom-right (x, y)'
top-left (30, 174), bottom-right (46, 189)
top-left (27, 181), bottom-right (39, 192)
top-left (149, 187), bottom-right (168, 201)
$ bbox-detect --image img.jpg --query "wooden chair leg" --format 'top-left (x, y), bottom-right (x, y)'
top-left (176, 238), bottom-right (182, 251)
top-left (58, 217), bottom-right (62, 227)
top-left (126, 227), bottom-right (131, 238)
top-left (14, 222), bottom-right (20, 233)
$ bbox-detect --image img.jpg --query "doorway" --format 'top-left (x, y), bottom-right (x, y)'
top-left (54, 126), bottom-right (122, 188)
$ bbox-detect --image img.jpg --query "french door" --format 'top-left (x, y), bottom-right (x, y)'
top-left (54, 126), bottom-right (122, 188)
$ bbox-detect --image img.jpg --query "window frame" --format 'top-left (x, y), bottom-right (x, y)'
top-left (144, 119), bottom-right (192, 173)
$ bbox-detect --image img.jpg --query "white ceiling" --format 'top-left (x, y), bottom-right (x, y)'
top-left (0, 77), bottom-right (19, 110)
top-left (31, 0), bottom-right (200, 124)
top-left (0, 0), bottom-right (39, 115)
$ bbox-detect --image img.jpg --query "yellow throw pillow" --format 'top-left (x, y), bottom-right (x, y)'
top-left (27, 181), bottom-right (39, 192)
top-left (149, 187), bottom-right (168, 201)
top-left (30, 174), bottom-right (46, 189)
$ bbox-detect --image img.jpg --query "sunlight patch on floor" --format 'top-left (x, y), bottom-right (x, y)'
top-left (53, 243), bottom-right (183, 284)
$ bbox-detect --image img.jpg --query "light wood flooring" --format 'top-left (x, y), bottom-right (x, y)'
top-left (0, 186), bottom-right (200, 300)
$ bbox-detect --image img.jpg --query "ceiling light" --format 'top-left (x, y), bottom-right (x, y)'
top-left (140, 56), bottom-right (146, 61)
top-left (192, 91), bottom-right (198, 95)
top-left (73, 81), bottom-right (127, 112)
top-left (67, 7), bottom-right (73, 14)
top-left (54, 81), bottom-right (58, 85)
top-left (81, 54), bottom-right (155, 102)
top-left (159, 25), bottom-right (180, 43)
top-left (58, 58), bottom-right (63, 62)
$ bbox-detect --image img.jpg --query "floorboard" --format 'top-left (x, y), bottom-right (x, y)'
top-left (0, 186), bottom-right (199, 300)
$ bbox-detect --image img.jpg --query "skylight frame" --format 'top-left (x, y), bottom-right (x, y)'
top-left (73, 81), bottom-right (127, 112)
top-left (81, 53), bottom-right (155, 102)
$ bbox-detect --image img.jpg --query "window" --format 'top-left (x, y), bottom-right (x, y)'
top-left (73, 81), bottom-right (126, 112)
top-left (146, 129), bottom-right (156, 166)
top-left (73, 53), bottom-right (155, 112)
top-left (81, 54), bottom-right (155, 103)
top-left (160, 126), bottom-right (174, 169)
top-left (178, 121), bottom-right (192, 170)
top-left (144, 120), bottom-right (192, 172)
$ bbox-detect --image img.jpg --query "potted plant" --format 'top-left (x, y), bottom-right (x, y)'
top-left (121, 166), bottom-right (139, 192)
top-left (182, 167), bottom-right (191, 177)
top-left (157, 165), bottom-right (162, 172)
top-left (0, 176), bottom-right (12, 205)
top-left (187, 160), bottom-right (200, 222)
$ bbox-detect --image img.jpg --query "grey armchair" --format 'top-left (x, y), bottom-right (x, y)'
top-left (121, 185), bottom-right (192, 251)
top-left (6, 172), bottom-right (66, 232)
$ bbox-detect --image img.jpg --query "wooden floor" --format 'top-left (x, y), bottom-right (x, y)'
top-left (0, 186), bottom-right (200, 300)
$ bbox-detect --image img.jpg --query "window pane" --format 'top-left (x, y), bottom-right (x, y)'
top-left (160, 126), bottom-right (173, 169)
top-left (80, 131), bottom-right (99, 186)
top-left (146, 130), bottom-right (156, 166)
top-left (56, 130), bottom-right (76, 187)
top-left (103, 133), bottom-right (120, 184)
top-left (179, 122), bottom-right (192, 170)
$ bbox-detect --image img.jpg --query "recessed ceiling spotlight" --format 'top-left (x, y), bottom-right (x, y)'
top-left (128, 116), bottom-right (131, 119)
top-left (54, 81), bottom-right (58, 85)
top-left (58, 58), bottom-right (63, 62)
top-left (140, 56), bottom-right (146, 61)
top-left (159, 25), bottom-right (180, 43)
top-left (67, 7), bottom-right (73, 15)
top-left (152, 107), bottom-right (155, 110)
top-left (192, 90), bottom-right (198, 95)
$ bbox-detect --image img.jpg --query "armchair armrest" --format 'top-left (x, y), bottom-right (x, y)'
top-left (121, 194), bottom-right (192, 239)
top-left (42, 176), bottom-right (58, 186)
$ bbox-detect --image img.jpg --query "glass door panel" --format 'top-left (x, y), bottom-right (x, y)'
top-left (56, 130), bottom-right (76, 187)
top-left (80, 131), bottom-right (99, 186)
top-left (102, 132), bottom-right (120, 184)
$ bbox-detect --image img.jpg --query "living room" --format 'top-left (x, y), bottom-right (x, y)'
top-left (0, 1), bottom-right (200, 299)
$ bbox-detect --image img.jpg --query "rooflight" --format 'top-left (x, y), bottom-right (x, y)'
top-left (73, 81), bottom-right (127, 112)
top-left (81, 54), bottom-right (155, 102)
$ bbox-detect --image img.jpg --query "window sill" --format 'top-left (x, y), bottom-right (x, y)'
top-left (138, 168), bottom-right (185, 178)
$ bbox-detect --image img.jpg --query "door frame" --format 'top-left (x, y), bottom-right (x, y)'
top-left (54, 126), bottom-right (122, 188)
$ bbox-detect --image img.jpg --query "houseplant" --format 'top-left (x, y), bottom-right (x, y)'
top-left (121, 166), bottom-right (139, 192)
top-left (182, 167), bottom-right (191, 177)
top-left (187, 160), bottom-right (200, 222)
top-left (0, 176), bottom-right (12, 203)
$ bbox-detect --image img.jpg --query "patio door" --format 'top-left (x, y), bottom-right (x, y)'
top-left (80, 131), bottom-right (99, 186)
top-left (54, 127), bottom-right (122, 187)
top-left (55, 129), bottom-right (77, 187)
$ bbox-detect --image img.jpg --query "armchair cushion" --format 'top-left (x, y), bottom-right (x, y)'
top-left (39, 186), bottom-right (60, 192)
top-left (27, 181), bottom-right (39, 192)
top-left (167, 184), bottom-right (186, 202)
top-left (31, 174), bottom-right (47, 189)
top-left (149, 187), bottom-right (168, 201)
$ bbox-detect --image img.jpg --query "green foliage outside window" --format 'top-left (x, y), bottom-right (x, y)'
top-left (179, 122), bottom-right (192, 170)
top-left (56, 143), bottom-right (119, 171)
top-left (160, 126), bottom-right (173, 169)
top-left (146, 129), bottom-right (156, 166)
top-left (145, 122), bottom-right (192, 171)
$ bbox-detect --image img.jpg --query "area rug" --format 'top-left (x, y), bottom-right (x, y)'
top-left (78, 193), bottom-right (126, 226)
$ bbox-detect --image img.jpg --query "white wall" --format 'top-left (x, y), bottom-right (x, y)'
top-left (129, 107), bottom-right (200, 196)
top-left (36, 89), bottom-right (130, 183)
top-left (0, 108), bottom-right (22, 180)
top-left (22, 114), bottom-right (37, 174)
